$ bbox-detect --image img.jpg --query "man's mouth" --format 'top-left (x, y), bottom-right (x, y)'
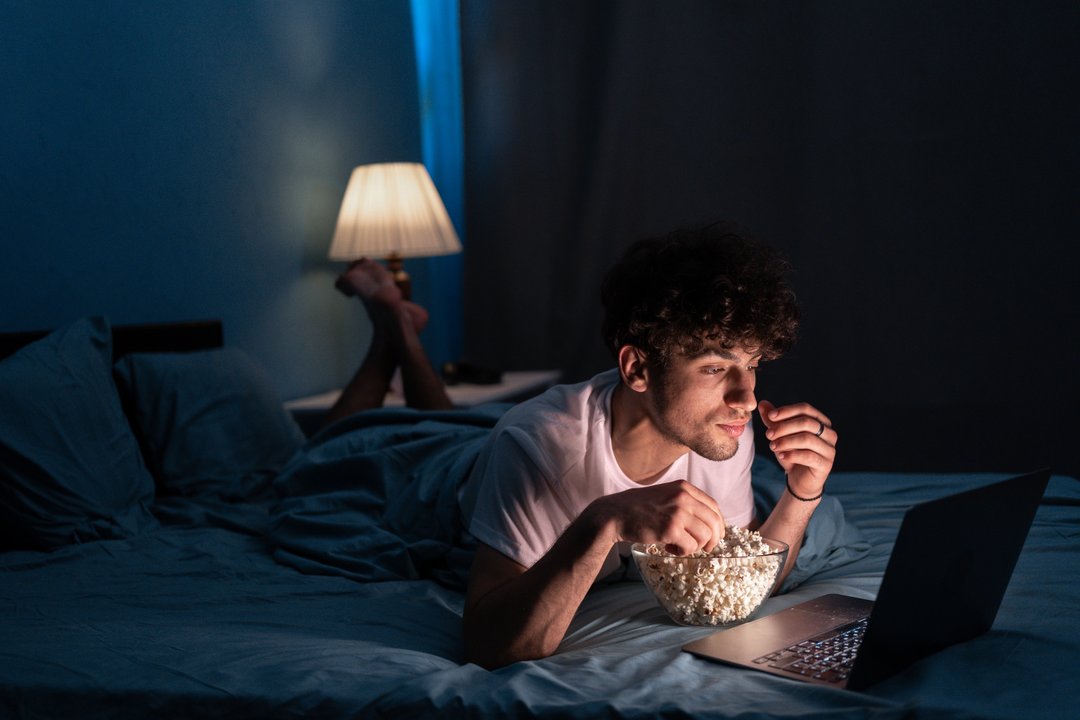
top-left (718, 422), bottom-right (747, 437)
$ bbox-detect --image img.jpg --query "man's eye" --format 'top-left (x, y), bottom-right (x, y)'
top-left (704, 367), bottom-right (725, 376)
top-left (747, 365), bottom-right (759, 373)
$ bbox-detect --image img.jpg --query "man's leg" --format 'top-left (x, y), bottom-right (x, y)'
top-left (322, 259), bottom-right (452, 427)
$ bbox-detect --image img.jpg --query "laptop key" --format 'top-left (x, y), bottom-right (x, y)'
top-left (814, 669), bottom-right (845, 683)
top-left (768, 655), bottom-right (802, 670)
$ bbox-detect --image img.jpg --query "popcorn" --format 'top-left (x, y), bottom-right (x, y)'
top-left (634, 527), bottom-right (785, 626)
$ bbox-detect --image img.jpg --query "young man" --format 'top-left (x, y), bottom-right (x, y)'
top-left (459, 226), bottom-right (838, 669)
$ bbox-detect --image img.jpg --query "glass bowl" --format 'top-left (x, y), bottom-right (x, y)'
top-left (631, 534), bottom-right (789, 627)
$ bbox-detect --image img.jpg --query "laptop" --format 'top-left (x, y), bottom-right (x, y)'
top-left (682, 468), bottom-right (1050, 690)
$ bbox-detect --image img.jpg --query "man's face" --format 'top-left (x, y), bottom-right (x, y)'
top-left (647, 343), bottom-right (761, 462)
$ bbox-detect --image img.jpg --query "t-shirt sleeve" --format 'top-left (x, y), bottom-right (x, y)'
top-left (464, 427), bottom-right (567, 569)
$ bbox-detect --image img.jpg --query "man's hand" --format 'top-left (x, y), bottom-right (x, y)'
top-left (587, 480), bottom-right (726, 555)
top-left (757, 400), bottom-right (837, 499)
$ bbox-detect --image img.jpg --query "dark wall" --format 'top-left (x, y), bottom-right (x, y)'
top-left (461, 1), bottom-right (1080, 477)
top-left (1, 1), bottom-right (422, 400)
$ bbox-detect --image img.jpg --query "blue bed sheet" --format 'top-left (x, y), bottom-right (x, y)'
top-left (2, 407), bottom-right (1078, 719)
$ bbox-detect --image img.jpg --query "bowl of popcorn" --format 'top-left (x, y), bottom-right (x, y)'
top-left (631, 527), bottom-right (789, 627)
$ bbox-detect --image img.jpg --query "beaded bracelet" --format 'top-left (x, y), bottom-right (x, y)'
top-left (786, 478), bottom-right (824, 502)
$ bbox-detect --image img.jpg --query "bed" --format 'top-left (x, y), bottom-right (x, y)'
top-left (2, 317), bottom-right (1078, 719)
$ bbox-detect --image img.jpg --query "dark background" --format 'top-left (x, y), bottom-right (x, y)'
top-left (4, 1), bottom-right (1076, 479)
top-left (459, 1), bottom-right (1080, 478)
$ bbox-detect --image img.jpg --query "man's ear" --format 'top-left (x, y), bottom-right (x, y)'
top-left (617, 345), bottom-right (650, 393)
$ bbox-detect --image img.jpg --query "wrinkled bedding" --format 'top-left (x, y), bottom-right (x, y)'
top-left (2, 406), bottom-right (1078, 719)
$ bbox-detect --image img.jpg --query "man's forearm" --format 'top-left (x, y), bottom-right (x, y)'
top-left (757, 488), bottom-right (821, 585)
top-left (463, 508), bottom-right (615, 668)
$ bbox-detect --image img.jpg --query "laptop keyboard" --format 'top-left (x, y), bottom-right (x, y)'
top-left (752, 617), bottom-right (868, 683)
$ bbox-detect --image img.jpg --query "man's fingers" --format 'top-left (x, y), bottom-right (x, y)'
top-left (674, 480), bottom-right (723, 517)
top-left (761, 402), bottom-right (838, 501)
top-left (761, 402), bottom-right (831, 425)
top-left (614, 481), bottom-right (728, 554)
top-left (801, 416), bottom-right (838, 447)
top-left (773, 448), bottom-right (833, 473)
top-left (656, 484), bottom-right (726, 553)
top-left (765, 401), bottom-right (832, 426)
top-left (678, 483), bottom-right (726, 548)
top-left (762, 404), bottom-right (835, 444)
top-left (684, 509), bottom-right (724, 553)
top-left (664, 515), bottom-right (717, 555)
top-left (769, 429), bottom-right (838, 456)
top-left (757, 400), bottom-right (777, 429)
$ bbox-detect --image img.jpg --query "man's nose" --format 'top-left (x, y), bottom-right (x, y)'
top-left (725, 372), bottom-right (757, 412)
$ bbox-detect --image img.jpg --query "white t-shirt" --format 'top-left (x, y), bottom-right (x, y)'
top-left (459, 369), bottom-right (756, 579)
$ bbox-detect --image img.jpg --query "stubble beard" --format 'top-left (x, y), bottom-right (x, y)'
top-left (673, 423), bottom-right (739, 462)
top-left (652, 376), bottom-right (740, 463)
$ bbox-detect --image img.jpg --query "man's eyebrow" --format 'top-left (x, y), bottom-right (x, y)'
top-left (692, 347), bottom-right (763, 363)
top-left (692, 348), bottom-right (737, 361)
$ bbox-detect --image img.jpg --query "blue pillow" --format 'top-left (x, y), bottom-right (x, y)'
top-left (0, 317), bottom-right (157, 550)
top-left (114, 348), bottom-right (305, 500)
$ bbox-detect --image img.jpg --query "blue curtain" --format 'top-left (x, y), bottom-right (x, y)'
top-left (409, 0), bottom-right (464, 373)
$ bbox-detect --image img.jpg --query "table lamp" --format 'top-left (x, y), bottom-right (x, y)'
top-left (327, 162), bottom-right (462, 299)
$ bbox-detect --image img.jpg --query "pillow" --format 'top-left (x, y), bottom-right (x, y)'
top-left (0, 316), bottom-right (157, 550)
top-left (114, 348), bottom-right (305, 500)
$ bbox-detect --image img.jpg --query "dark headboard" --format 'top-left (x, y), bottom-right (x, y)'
top-left (0, 320), bottom-right (224, 361)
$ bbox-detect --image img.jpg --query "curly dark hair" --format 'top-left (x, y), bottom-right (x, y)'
top-left (600, 225), bottom-right (799, 368)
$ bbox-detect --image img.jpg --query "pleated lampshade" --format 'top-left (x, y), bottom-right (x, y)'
top-left (328, 162), bottom-right (462, 261)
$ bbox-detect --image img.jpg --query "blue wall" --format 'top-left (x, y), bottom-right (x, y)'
top-left (1, 0), bottom-right (441, 400)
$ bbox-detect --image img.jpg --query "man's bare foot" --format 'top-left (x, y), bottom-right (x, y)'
top-left (402, 301), bottom-right (429, 333)
top-left (336, 258), bottom-right (401, 303)
top-left (335, 258), bottom-right (429, 332)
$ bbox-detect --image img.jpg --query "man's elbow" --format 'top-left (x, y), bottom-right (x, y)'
top-left (462, 628), bottom-right (557, 670)
top-left (464, 645), bottom-right (515, 671)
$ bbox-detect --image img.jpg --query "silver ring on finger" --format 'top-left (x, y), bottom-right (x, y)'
top-left (814, 420), bottom-right (826, 437)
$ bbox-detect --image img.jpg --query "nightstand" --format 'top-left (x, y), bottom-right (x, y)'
top-left (285, 370), bottom-right (562, 435)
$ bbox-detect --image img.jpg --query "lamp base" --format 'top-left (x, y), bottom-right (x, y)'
top-left (385, 253), bottom-right (412, 300)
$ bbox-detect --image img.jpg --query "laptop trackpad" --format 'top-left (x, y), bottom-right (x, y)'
top-left (684, 594), bottom-right (874, 665)
top-left (796, 593), bottom-right (875, 621)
